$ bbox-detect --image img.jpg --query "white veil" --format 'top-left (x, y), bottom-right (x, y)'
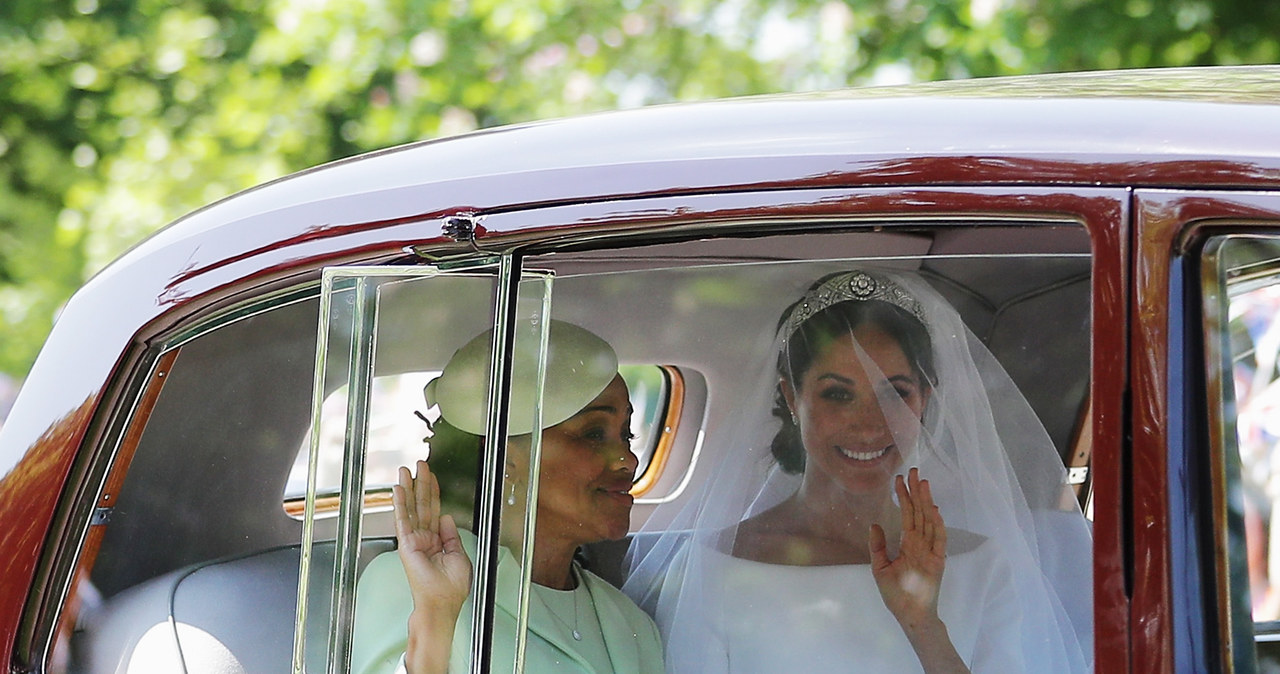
top-left (622, 267), bottom-right (1092, 673)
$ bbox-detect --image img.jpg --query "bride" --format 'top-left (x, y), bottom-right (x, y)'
top-left (623, 268), bottom-right (1092, 673)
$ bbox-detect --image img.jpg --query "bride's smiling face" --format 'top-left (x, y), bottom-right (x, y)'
top-left (783, 323), bottom-right (929, 495)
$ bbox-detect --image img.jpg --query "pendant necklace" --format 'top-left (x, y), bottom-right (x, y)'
top-left (568, 567), bottom-right (583, 640)
top-left (542, 567), bottom-right (584, 640)
top-left (570, 586), bottom-right (582, 641)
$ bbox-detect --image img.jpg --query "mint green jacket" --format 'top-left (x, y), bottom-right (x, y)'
top-left (352, 531), bottom-right (664, 674)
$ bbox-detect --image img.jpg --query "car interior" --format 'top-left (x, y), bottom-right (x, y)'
top-left (67, 221), bottom-right (1094, 672)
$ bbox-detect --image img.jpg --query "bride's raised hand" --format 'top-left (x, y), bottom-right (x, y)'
top-left (394, 460), bottom-right (473, 619)
top-left (870, 470), bottom-right (968, 674)
top-left (869, 467), bottom-right (947, 631)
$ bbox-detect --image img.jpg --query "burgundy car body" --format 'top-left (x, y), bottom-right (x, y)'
top-left (3, 65), bottom-right (1280, 673)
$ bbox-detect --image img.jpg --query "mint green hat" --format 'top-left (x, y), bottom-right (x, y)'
top-left (424, 320), bottom-right (618, 436)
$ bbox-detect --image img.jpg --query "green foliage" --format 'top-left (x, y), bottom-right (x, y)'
top-left (0, 0), bottom-right (1277, 380)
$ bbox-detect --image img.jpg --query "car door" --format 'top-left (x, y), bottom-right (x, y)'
top-left (1137, 190), bottom-right (1280, 673)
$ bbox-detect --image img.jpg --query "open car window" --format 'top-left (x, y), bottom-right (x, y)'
top-left (311, 221), bottom-right (1094, 673)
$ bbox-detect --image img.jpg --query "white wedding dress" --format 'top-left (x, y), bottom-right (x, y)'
top-left (665, 538), bottom-right (1021, 673)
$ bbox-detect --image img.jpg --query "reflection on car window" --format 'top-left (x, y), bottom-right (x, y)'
top-left (1227, 274), bottom-right (1280, 620)
top-left (1202, 234), bottom-right (1280, 671)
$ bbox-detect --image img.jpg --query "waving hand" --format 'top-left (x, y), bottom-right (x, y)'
top-left (869, 467), bottom-right (968, 673)
top-left (394, 460), bottom-right (472, 674)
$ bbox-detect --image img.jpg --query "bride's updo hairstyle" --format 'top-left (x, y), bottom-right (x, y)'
top-left (770, 271), bottom-right (936, 474)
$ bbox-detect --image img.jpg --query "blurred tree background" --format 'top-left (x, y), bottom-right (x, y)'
top-left (0, 0), bottom-right (1277, 382)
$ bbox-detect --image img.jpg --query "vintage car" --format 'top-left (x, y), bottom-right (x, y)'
top-left (3, 65), bottom-right (1280, 674)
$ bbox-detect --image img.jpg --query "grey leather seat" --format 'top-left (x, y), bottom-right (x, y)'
top-left (73, 539), bottom-right (394, 674)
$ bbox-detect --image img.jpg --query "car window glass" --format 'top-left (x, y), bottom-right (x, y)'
top-left (290, 222), bottom-right (1094, 674)
top-left (1203, 234), bottom-right (1280, 669)
top-left (69, 292), bottom-right (322, 674)
top-left (313, 265), bottom-right (559, 674)
top-left (1230, 280), bottom-right (1280, 620)
top-left (618, 364), bottom-right (669, 490)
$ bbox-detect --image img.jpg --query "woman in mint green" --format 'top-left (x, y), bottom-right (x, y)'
top-left (352, 321), bottom-right (664, 674)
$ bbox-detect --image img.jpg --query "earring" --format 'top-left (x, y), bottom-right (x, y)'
top-left (506, 479), bottom-right (518, 507)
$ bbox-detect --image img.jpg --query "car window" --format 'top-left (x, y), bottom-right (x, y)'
top-left (68, 291), bottom-right (324, 673)
top-left (1202, 234), bottom-right (1280, 669)
top-left (301, 222), bottom-right (1095, 674)
top-left (62, 221), bottom-right (1096, 674)
top-left (307, 265), bottom-right (564, 674)
top-left (537, 224), bottom-right (1095, 671)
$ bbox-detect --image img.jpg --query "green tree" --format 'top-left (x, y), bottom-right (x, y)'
top-left (1, 0), bottom-right (1277, 381)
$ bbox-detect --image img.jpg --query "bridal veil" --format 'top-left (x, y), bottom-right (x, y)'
top-left (621, 267), bottom-right (1092, 673)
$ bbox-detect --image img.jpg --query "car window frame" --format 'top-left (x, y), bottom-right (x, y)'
top-left (298, 258), bottom-right (562, 674)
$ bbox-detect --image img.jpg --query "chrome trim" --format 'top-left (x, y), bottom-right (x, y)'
top-left (160, 283), bottom-right (321, 352)
top-left (472, 254), bottom-right (518, 674)
top-left (547, 251), bottom-right (1091, 281)
top-left (511, 272), bottom-right (555, 673)
top-left (1256, 621), bottom-right (1280, 642)
top-left (636, 429), bottom-right (707, 505)
top-left (325, 275), bottom-right (378, 673)
top-left (443, 213), bottom-right (482, 242)
top-left (293, 272), bottom-right (338, 674)
top-left (409, 206), bottom-right (1085, 262)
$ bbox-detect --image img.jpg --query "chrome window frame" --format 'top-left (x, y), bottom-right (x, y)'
top-left (292, 256), bottom-right (555, 674)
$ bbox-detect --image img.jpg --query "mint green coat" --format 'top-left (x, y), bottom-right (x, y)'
top-left (352, 531), bottom-right (664, 674)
